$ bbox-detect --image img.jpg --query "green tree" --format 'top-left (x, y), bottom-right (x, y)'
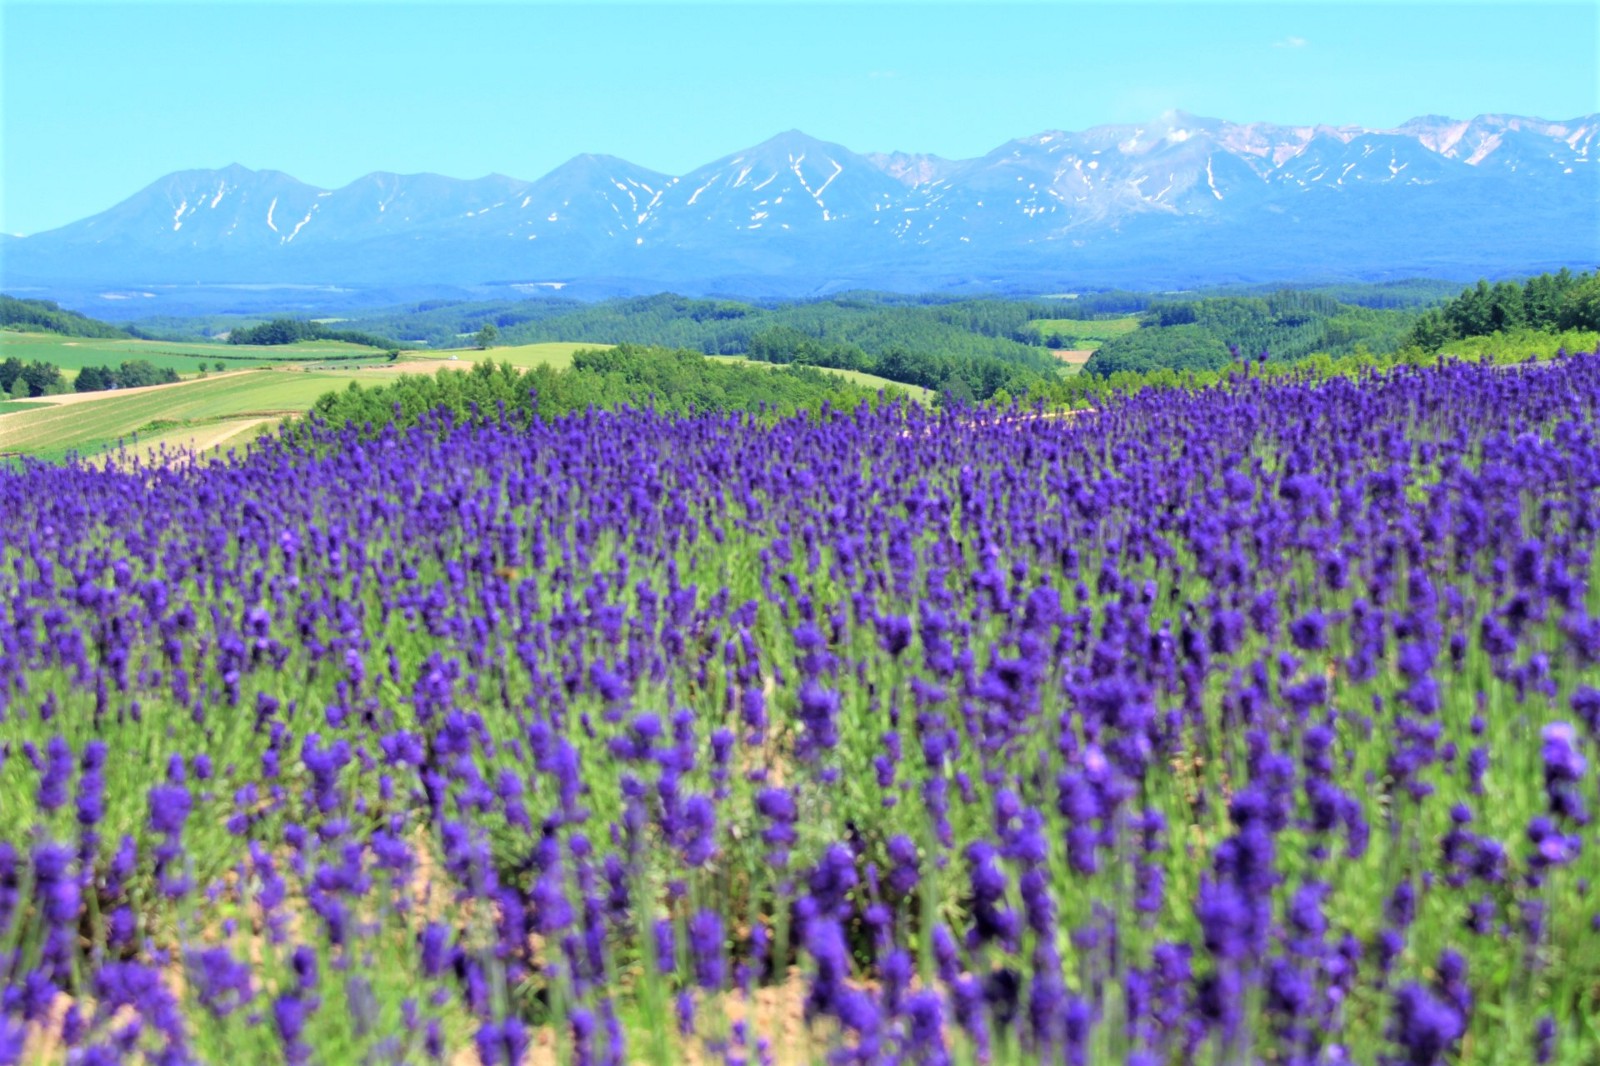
top-left (1524, 274), bottom-right (1563, 330)
top-left (1447, 280), bottom-right (1494, 338)
top-left (475, 323), bottom-right (499, 349)
top-left (20, 361), bottom-right (63, 396)
top-left (1561, 276), bottom-right (1600, 332)
top-left (214, 361), bottom-right (227, 373)
top-left (115, 360), bottom-right (179, 389)
top-left (938, 373), bottom-right (976, 406)
top-left (1487, 280), bottom-right (1527, 333)
top-left (75, 366), bottom-right (111, 392)
top-left (1407, 309), bottom-right (1455, 351)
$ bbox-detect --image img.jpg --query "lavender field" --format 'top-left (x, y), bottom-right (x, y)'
top-left (2, 354), bottom-right (1599, 1065)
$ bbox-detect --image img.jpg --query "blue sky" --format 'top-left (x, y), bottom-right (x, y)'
top-left (2, 1), bottom-right (1596, 234)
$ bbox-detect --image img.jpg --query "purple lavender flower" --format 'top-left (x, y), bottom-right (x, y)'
top-left (689, 909), bottom-right (725, 990)
top-left (1388, 982), bottom-right (1465, 1065)
top-left (36, 736), bottom-right (73, 813)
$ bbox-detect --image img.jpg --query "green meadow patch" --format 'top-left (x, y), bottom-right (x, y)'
top-left (1024, 316), bottom-right (1141, 347)
top-left (0, 331), bottom-right (394, 376)
top-left (713, 355), bottom-right (934, 403)
top-left (0, 368), bottom-right (378, 460)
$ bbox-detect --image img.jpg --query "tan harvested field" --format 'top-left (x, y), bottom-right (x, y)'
top-left (98, 416), bottom-right (277, 468)
top-left (1051, 349), bottom-right (1095, 365)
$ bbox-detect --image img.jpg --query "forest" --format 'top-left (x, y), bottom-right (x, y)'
top-left (0, 357), bottom-right (66, 399)
top-left (227, 317), bottom-right (398, 350)
top-left (453, 295), bottom-right (1065, 367)
top-left (1082, 290), bottom-right (1418, 376)
top-left (0, 294), bottom-right (130, 339)
top-left (299, 343), bottom-right (890, 436)
top-left (9, 277), bottom-right (1593, 410)
top-left (330, 288), bottom-right (1441, 394)
top-left (1405, 269), bottom-right (1600, 349)
top-left (0, 356), bottom-right (179, 399)
top-left (72, 360), bottom-right (182, 392)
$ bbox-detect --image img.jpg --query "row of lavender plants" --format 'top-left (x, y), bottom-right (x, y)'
top-left (2, 353), bottom-right (1598, 1064)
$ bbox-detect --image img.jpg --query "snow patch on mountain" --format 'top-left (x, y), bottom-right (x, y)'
top-left (284, 206), bottom-right (315, 244)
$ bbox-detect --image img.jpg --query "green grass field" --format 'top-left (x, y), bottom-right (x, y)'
top-left (0, 331), bottom-right (392, 375)
top-left (1026, 316), bottom-right (1141, 345)
top-left (418, 341), bottom-right (610, 371)
top-left (712, 356), bottom-right (935, 403)
top-left (0, 369), bottom-right (377, 460)
top-left (0, 349), bottom-right (617, 461)
top-left (0, 341), bottom-right (926, 463)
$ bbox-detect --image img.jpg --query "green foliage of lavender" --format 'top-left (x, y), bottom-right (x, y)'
top-left (1, 352), bottom-right (1599, 1064)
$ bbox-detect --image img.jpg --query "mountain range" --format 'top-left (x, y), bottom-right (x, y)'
top-left (4, 112), bottom-right (1596, 299)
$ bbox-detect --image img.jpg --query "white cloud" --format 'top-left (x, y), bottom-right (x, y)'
top-left (1273, 35), bottom-right (1308, 48)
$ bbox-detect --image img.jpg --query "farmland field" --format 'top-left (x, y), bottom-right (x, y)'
top-left (0, 331), bottom-right (393, 375)
top-left (715, 354), bottom-right (936, 402)
top-left (480, 341), bottom-right (607, 369)
top-left (96, 416), bottom-right (279, 467)
top-left (2, 350), bottom-right (1598, 1064)
top-left (0, 399), bottom-right (51, 414)
top-left (0, 350), bottom-right (590, 462)
top-left (376, 341), bottom-right (606, 373)
top-left (1026, 316), bottom-right (1141, 345)
top-left (0, 369), bottom-right (379, 459)
top-left (1049, 350), bottom-right (1094, 375)
top-left (0, 343), bottom-right (705, 462)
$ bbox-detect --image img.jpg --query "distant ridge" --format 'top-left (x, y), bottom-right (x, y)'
top-left (4, 112), bottom-right (1596, 295)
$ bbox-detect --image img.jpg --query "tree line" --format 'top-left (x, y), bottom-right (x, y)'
top-left (1083, 291), bottom-right (1418, 377)
top-left (0, 356), bottom-right (183, 400)
top-left (0, 295), bottom-right (130, 339)
top-left (0, 358), bottom-right (67, 400)
top-left (228, 318), bottom-right (398, 350)
top-left (337, 294), bottom-right (1071, 364)
top-left (1405, 270), bottom-right (1600, 349)
top-left (72, 360), bottom-right (181, 393)
top-left (740, 326), bottom-right (1049, 402)
top-left (290, 344), bottom-right (893, 440)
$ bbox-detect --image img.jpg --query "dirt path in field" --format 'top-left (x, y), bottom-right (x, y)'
top-left (357, 359), bottom-right (458, 375)
top-left (84, 417), bottom-right (279, 471)
top-left (17, 370), bottom-right (259, 407)
top-left (141, 417), bottom-right (276, 457)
